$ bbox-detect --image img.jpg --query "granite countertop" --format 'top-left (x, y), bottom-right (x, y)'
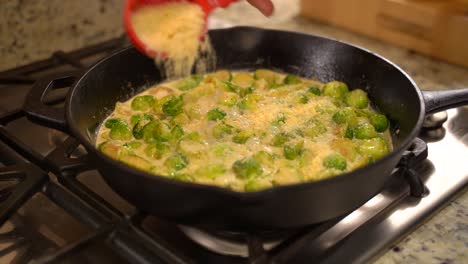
top-left (211, 3), bottom-right (468, 262)
top-left (0, 0), bottom-right (124, 71)
top-left (0, 0), bottom-right (467, 263)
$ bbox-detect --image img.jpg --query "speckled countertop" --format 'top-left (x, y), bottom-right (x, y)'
top-left (0, 0), bottom-right (124, 71)
top-left (0, 0), bottom-right (467, 263)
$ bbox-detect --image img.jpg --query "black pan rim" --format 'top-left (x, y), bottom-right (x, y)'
top-left (65, 26), bottom-right (426, 200)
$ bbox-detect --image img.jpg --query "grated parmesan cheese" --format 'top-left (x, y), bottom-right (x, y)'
top-left (131, 1), bottom-right (214, 78)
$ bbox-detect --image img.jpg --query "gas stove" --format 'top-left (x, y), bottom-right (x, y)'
top-left (0, 37), bottom-right (467, 264)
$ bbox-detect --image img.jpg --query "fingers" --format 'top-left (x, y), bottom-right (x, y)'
top-left (246, 0), bottom-right (274, 17)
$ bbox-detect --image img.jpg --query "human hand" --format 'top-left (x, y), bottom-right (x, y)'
top-left (246, 0), bottom-right (274, 16)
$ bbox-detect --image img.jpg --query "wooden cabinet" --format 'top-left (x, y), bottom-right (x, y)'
top-left (300, 0), bottom-right (468, 68)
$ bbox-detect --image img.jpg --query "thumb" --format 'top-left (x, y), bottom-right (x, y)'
top-left (246, 0), bottom-right (274, 17)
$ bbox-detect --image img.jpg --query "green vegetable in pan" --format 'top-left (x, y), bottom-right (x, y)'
top-left (97, 70), bottom-right (392, 192)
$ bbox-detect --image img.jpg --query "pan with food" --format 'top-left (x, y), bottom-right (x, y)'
top-left (95, 70), bottom-right (393, 192)
top-left (24, 27), bottom-right (468, 230)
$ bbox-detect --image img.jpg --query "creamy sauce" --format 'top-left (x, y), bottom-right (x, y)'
top-left (97, 70), bottom-right (393, 192)
top-left (131, 1), bottom-right (214, 78)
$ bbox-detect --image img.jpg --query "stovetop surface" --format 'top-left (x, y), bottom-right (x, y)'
top-left (0, 37), bottom-right (467, 264)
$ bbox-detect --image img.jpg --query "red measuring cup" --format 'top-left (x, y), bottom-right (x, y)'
top-left (124, 0), bottom-right (237, 58)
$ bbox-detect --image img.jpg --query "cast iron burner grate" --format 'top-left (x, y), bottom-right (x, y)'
top-left (0, 37), bottom-right (435, 264)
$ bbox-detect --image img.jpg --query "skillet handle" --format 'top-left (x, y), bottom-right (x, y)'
top-left (23, 72), bottom-right (79, 133)
top-left (423, 88), bottom-right (468, 114)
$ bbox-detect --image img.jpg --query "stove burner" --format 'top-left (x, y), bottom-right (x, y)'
top-left (423, 111), bottom-right (448, 129)
top-left (179, 226), bottom-right (283, 257)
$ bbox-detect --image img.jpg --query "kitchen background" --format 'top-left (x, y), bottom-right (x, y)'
top-left (0, 0), bottom-right (467, 263)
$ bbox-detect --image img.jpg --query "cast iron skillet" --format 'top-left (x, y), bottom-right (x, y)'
top-left (23, 27), bottom-right (468, 231)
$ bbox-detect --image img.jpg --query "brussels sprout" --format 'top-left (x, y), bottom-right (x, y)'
top-left (271, 113), bottom-right (286, 127)
top-left (370, 113), bottom-right (389, 132)
top-left (332, 108), bottom-right (357, 124)
top-left (297, 93), bottom-right (309, 104)
top-left (272, 132), bottom-right (290, 147)
top-left (354, 108), bottom-right (373, 118)
top-left (232, 72), bottom-right (255, 88)
top-left (323, 154), bottom-right (347, 171)
top-left (164, 153), bottom-right (188, 171)
top-left (132, 114), bottom-right (155, 139)
top-left (108, 119), bottom-right (132, 141)
top-left (219, 92), bottom-right (239, 107)
top-left (332, 111), bottom-right (346, 124)
top-left (99, 142), bottom-right (121, 159)
top-left (105, 118), bottom-right (125, 129)
top-left (268, 82), bottom-right (284, 89)
top-left (144, 142), bottom-right (170, 159)
top-left (130, 115), bottom-right (142, 126)
top-left (211, 143), bottom-right (232, 156)
top-left (184, 104), bottom-right (202, 120)
top-left (223, 81), bottom-right (242, 94)
top-left (162, 96), bottom-right (183, 117)
top-left (124, 141), bottom-right (143, 149)
top-left (223, 82), bottom-right (253, 98)
top-left (232, 131), bottom-right (250, 144)
top-left (239, 86), bottom-right (254, 98)
top-left (315, 104), bottom-right (338, 115)
top-left (304, 119), bottom-right (327, 138)
top-left (293, 128), bottom-right (305, 137)
top-left (120, 154), bottom-right (153, 171)
top-left (344, 126), bottom-right (355, 139)
top-left (176, 75), bottom-right (203, 91)
top-left (298, 149), bottom-right (315, 167)
top-left (170, 124), bottom-right (184, 139)
top-left (156, 122), bottom-right (173, 142)
top-left (207, 108), bottom-right (227, 121)
top-left (284, 74), bottom-right (301, 85)
top-left (131, 95), bottom-right (156, 111)
top-left (344, 89), bottom-right (369, 109)
top-left (253, 151), bottom-right (274, 165)
top-left (211, 70), bottom-right (232, 82)
top-left (354, 123), bottom-right (378, 139)
top-left (152, 95), bottom-right (172, 116)
top-left (254, 69), bottom-right (281, 84)
top-left (178, 139), bottom-right (205, 158)
top-left (272, 165), bottom-right (303, 185)
top-left (331, 139), bottom-right (357, 161)
top-left (283, 141), bottom-right (304, 160)
top-left (139, 120), bottom-right (172, 143)
top-left (237, 94), bottom-right (263, 111)
top-left (183, 131), bottom-right (201, 141)
top-left (172, 173), bottom-right (193, 182)
top-left (358, 138), bottom-right (389, 161)
top-left (254, 69), bottom-right (275, 81)
top-left (142, 113), bottom-right (156, 121)
top-left (171, 113), bottom-right (190, 125)
top-left (308, 86), bottom-right (321, 96)
top-left (245, 179), bottom-right (272, 192)
top-left (183, 83), bottom-right (216, 103)
top-left (323, 81), bottom-right (349, 99)
top-left (195, 164), bottom-right (226, 179)
top-left (232, 158), bottom-right (263, 179)
top-left (136, 119), bottom-right (158, 141)
top-left (212, 123), bottom-right (233, 139)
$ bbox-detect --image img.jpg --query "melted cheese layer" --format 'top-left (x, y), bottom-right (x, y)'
top-left (96, 71), bottom-right (393, 192)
